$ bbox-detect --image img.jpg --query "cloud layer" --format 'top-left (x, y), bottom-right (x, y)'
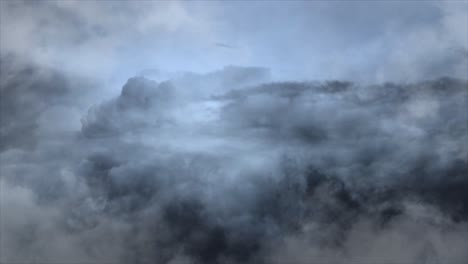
top-left (1, 1), bottom-right (467, 264)
top-left (1, 57), bottom-right (467, 263)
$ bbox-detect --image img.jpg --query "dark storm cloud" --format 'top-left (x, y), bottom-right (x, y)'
top-left (84, 76), bottom-right (467, 264)
top-left (81, 77), bottom-right (175, 138)
top-left (0, 55), bottom-right (67, 150)
top-left (0, 54), bottom-right (96, 151)
top-left (5, 63), bottom-right (466, 263)
top-left (1, 1), bottom-right (468, 264)
top-left (82, 65), bottom-right (270, 139)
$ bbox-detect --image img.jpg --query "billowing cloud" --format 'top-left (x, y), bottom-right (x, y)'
top-left (1, 1), bottom-right (467, 264)
top-left (1, 54), bottom-right (467, 263)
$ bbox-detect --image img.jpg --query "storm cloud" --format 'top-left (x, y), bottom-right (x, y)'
top-left (1, 1), bottom-right (467, 264)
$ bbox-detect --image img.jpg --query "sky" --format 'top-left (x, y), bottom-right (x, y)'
top-left (0, 1), bottom-right (468, 264)
top-left (1, 1), bottom-right (467, 86)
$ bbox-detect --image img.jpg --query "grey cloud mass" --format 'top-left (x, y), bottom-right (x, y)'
top-left (1, 1), bottom-right (467, 264)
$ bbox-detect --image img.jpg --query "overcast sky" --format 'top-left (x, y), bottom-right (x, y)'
top-left (1, 0), bottom-right (467, 86)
